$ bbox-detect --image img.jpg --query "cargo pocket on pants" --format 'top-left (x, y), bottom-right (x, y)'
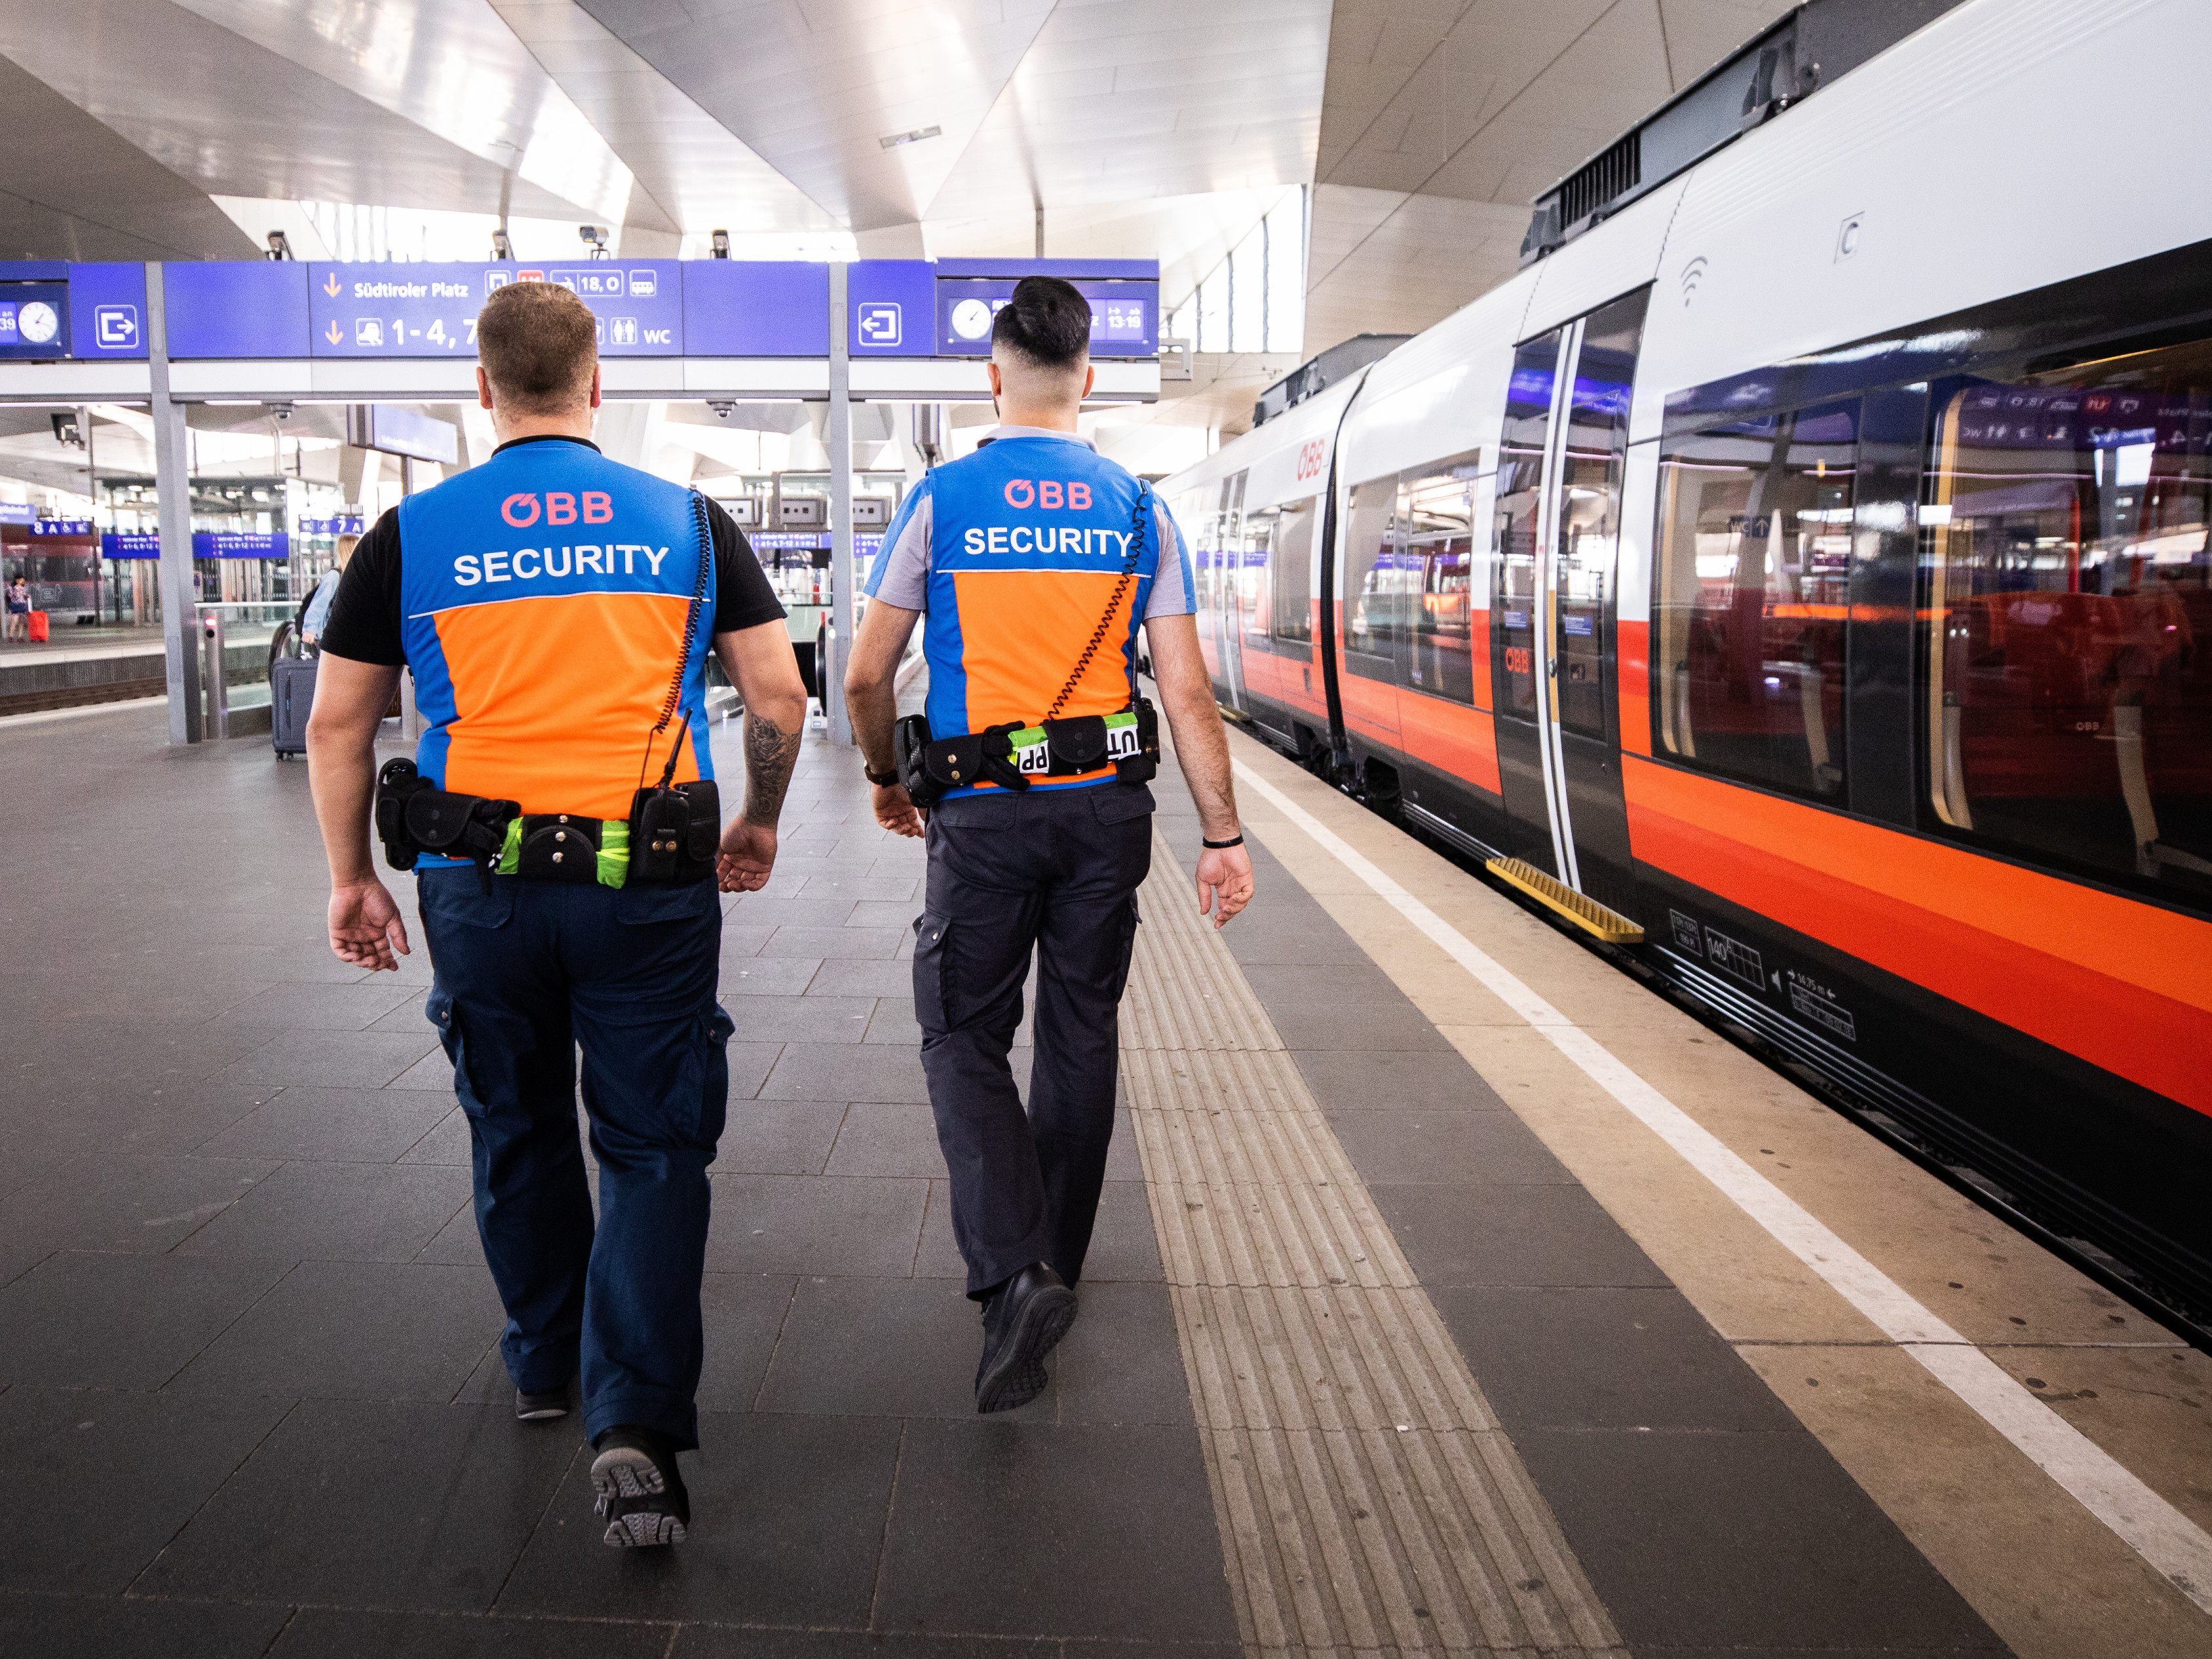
top-left (688, 1003), bottom-right (736, 1146)
top-left (912, 909), bottom-right (953, 1035)
top-left (423, 985), bottom-right (480, 1117)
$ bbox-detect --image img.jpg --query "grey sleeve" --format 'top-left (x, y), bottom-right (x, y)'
top-left (1143, 497), bottom-right (1196, 619)
top-left (863, 485), bottom-right (932, 611)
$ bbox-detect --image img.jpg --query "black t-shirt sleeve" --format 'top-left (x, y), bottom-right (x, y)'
top-left (315, 509), bottom-right (405, 667)
top-left (708, 500), bottom-right (786, 634)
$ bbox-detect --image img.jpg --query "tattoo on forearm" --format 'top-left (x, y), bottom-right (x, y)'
top-left (742, 711), bottom-right (803, 824)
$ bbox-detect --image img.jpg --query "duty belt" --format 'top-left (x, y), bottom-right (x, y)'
top-left (375, 759), bottom-right (718, 888)
top-left (893, 700), bottom-right (1158, 805)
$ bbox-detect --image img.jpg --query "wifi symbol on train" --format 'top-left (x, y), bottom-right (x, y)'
top-left (1679, 256), bottom-right (1709, 306)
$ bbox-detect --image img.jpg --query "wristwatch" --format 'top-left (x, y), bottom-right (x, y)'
top-left (865, 765), bottom-right (901, 787)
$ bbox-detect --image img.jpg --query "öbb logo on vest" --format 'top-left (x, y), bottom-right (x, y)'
top-left (501, 491), bottom-right (613, 528)
top-left (1001, 479), bottom-right (1092, 510)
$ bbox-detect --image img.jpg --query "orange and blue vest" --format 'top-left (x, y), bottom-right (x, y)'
top-left (866, 430), bottom-right (1191, 799)
top-left (399, 437), bottom-right (715, 824)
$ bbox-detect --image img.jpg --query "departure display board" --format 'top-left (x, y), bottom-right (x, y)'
top-left (934, 277), bottom-right (1158, 358)
top-left (307, 263), bottom-right (685, 357)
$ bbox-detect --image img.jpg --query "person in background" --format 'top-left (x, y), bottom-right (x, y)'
top-left (3, 573), bottom-right (28, 642)
top-left (297, 531), bottom-right (358, 651)
top-left (844, 276), bottom-right (1255, 1414)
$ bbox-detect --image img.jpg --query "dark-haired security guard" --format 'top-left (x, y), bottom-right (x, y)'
top-left (306, 280), bottom-right (809, 1547)
top-left (846, 276), bottom-right (1255, 1412)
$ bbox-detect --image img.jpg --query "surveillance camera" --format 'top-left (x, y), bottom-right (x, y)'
top-left (710, 229), bottom-right (731, 259)
top-left (708, 400), bottom-right (736, 421)
top-left (491, 228), bottom-right (513, 261)
top-left (269, 402), bottom-right (295, 421)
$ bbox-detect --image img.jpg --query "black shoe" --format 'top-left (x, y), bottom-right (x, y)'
top-left (590, 1426), bottom-right (690, 1548)
top-left (975, 1263), bottom-right (1078, 1415)
top-left (514, 1384), bottom-right (569, 1422)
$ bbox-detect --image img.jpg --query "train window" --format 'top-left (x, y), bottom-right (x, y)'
top-left (1242, 506), bottom-right (1276, 650)
top-left (1493, 332), bottom-right (1559, 717)
top-left (1343, 476), bottom-right (1403, 678)
top-left (1396, 455), bottom-right (1481, 704)
top-left (1270, 499), bottom-right (1318, 645)
top-left (1926, 340), bottom-right (2212, 901)
top-left (1655, 400), bottom-right (1858, 801)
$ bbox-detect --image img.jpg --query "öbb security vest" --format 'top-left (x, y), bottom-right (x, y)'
top-left (892, 433), bottom-right (1164, 794)
top-left (398, 438), bottom-right (716, 822)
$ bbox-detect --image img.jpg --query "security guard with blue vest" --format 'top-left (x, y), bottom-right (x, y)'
top-left (307, 279), bottom-right (808, 1546)
top-left (846, 276), bottom-right (1255, 1412)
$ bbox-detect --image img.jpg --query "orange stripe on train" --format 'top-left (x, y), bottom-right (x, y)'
top-left (1622, 755), bottom-right (2212, 1115)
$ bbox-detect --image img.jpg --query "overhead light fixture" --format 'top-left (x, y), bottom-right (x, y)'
top-left (711, 229), bottom-right (730, 259)
top-left (265, 230), bottom-right (292, 261)
top-left (579, 224), bottom-right (609, 259)
top-left (491, 227), bottom-right (512, 261)
top-left (879, 125), bottom-right (942, 150)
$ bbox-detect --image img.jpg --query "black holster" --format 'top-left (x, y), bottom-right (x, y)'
top-left (627, 779), bottom-right (721, 885)
top-left (375, 759), bottom-right (518, 874)
top-left (892, 698), bottom-right (1159, 807)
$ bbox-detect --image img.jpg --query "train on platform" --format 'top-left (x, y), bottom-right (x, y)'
top-left (1162, 0), bottom-right (2212, 1322)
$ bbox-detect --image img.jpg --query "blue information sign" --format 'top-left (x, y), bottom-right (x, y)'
top-left (0, 279), bottom-right (70, 360)
top-left (102, 531), bottom-right (162, 559)
top-left (308, 263), bottom-right (685, 356)
top-left (166, 263), bottom-right (311, 359)
top-left (685, 261), bottom-right (829, 357)
top-left (192, 530), bottom-right (290, 560)
top-left (68, 263), bottom-right (147, 359)
top-left (0, 502), bottom-right (32, 525)
top-left (299, 516), bottom-right (366, 536)
top-left (934, 277), bottom-right (1158, 358)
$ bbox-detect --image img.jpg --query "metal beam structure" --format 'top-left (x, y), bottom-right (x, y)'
top-left (144, 264), bottom-right (201, 746)
top-left (826, 262), bottom-right (854, 747)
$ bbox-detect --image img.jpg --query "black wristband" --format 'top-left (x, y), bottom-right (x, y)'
top-left (864, 766), bottom-right (901, 787)
top-left (1202, 833), bottom-right (1244, 850)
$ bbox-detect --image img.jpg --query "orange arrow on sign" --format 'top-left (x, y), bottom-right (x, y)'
top-left (324, 320), bottom-right (343, 345)
top-left (322, 271), bottom-right (341, 297)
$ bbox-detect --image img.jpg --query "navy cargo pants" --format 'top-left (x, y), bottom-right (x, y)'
top-left (915, 782), bottom-right (1153, 1298)
top-left (417, 868), bottom-right (732, 1451)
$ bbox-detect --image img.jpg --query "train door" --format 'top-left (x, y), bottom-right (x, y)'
top-left (1491, 288), bottom-right (1647, 909)
top-left (1214, 472), bottom-right (1248, 715)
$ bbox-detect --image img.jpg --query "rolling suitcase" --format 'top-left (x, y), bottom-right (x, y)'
top-left (271, 653), bottom-right (317, 758)
top-left (25, 609), bottom-right (47, 643)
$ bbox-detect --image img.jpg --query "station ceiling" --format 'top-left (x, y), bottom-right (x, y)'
top-left (0, 0), bottom-right (1791, 370)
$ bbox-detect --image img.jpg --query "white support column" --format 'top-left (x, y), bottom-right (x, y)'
top-left (146, 264), bottom-right (202, 746)
top-left (826, 262), bottom-right (854, 746)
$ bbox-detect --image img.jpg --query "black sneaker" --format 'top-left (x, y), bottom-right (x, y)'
top-left (975, 1263), bottom-right (1078, 1415)
top-left (514, 1385), bottom-right (569, 1422)
top-left (590, 1426), bottom-right (689, 1548)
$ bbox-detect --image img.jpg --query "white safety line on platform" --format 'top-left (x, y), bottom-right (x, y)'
top-left (0, 695), bottom-right (166, 731)
top-left (1233, 757), bottom-right (2212, 1618)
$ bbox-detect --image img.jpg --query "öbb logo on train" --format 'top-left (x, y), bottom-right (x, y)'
top-left (501, 491), bottom-right (614, 528)
top-left (1295, 439), bottom-right (1325, 482)
top-left (1001, 478), bottom-right (1093, 510)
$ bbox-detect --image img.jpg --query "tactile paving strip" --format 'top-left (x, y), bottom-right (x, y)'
top-left (1124, 835), bottom-right (1625, 1659)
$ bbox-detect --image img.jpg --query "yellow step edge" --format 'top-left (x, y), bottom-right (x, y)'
top-left (1485, 856), bottom-right (1645, 945)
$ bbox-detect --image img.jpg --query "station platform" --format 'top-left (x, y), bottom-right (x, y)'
top-left (1, 698), bottom-right (2208, 1659)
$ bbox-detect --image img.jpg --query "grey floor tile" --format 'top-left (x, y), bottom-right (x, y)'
top-left (706, 1173), bottom-right (928, 1276)
top-left (269, 1607), bottom-right (674, 1659)
top-left (176, 1160), bottom-right (472, 1263)
top-left (0, 1154), bottom-right (276, 1255)
top-left (399, 1107), bottom-right (473, 1166)
top-left (1053, 1280), bottom-right (1194, 1426)
top-left (714, 1099), bottom-right (849, 1175)
top-left (168, 1258), bottom-right (504, 1403)
top-left (1326, 1108), bottom-right (1574, 1185)
top-left (0, 1385), bottom-right (294, 1594)
top-left (727, 896), bottom-right (862, 929)
top-left (1291, 1047), bottom-right (1505, 1113)
top-left (757, 1043), bottom-right (930, 1105)
top-left (718, 924), bottom-right (778, 960)
top-left (0, 1251), bottom-right (290, 1390)
top-left (874, 1419), bottom-right (1239, 1643)
top-left (695, 1272), bottom-right (800, 1413)
top-left (673, 1631), bottom-right (1056, 1659)
top-left (0, 1592), bottom-right (294, 1659)
top-left (223, 979), bottom-right (421, 1031)
top-left (209, 1027), bottom-right (445, 1089)
top-left (757, 1274), bottom-right (1050, 1422)
top-left (722, 1041), bottom-right (784, 1101)
top-left (497, 1412), bottom-right (902, 1625)
top-left (367, 989), bottom-right (432, 1032)
top-left (1266, 1001), bottom-right (1455, 1052)
top-left (727, 995), bottom-right (877, 1045)
top-left (862, 996), bottom-right (922, 1044)
top-left (389, 1048), bottom-right (463, 1090)
top-left (721, 957), bottom-right (822, 997)
top-left (913, 1179), bottom-right (1159, 1286)
top-left (196, 1085), bottom-right (455, 1164)
top-left (1369, 1181), bottom-right (1669, 1288)
top-left (823, 1101), bottom-right (945, 1178)
top-left (31, 1082), bottom-right (277, 1160)
top-left (1239, 962), bottom-right (1414, 1006)
top-left (1430, 1285), bottom-right (1799, 1432)
top-left (805, 959), bottom-right (915, 999)
top-left (759, 925), bottom-right (907, 960)
top-left (1516, 1427), bottom-right (2005, 1652)
top-left (135, 1399), bottom-right (577, 1612)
